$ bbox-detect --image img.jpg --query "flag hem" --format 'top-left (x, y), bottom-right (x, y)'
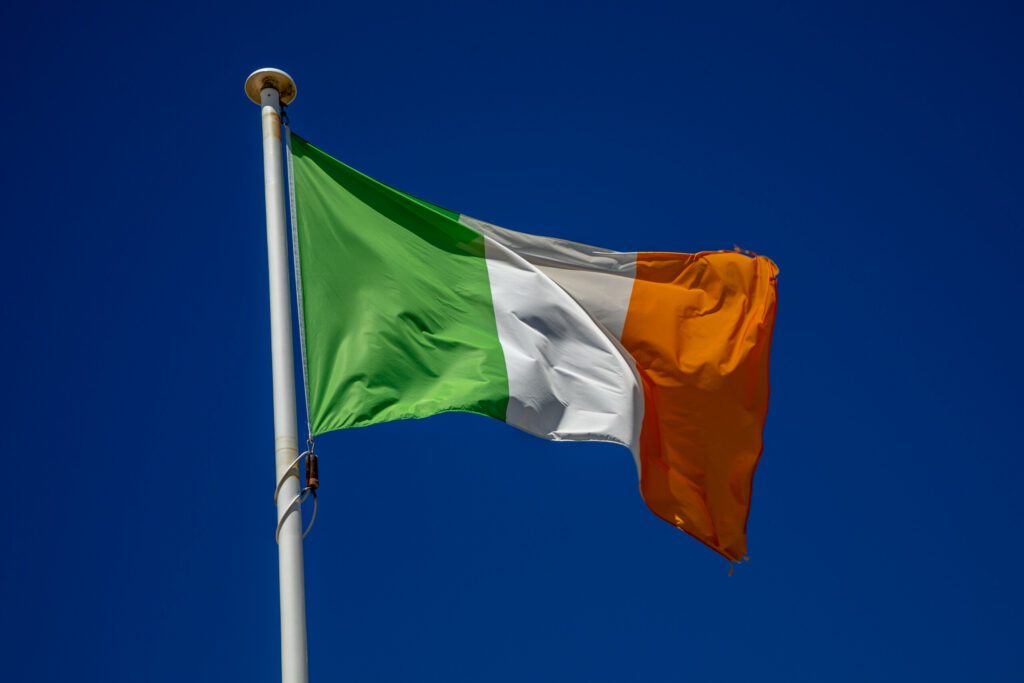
top-left (285, 124), bottom-right (313, 439)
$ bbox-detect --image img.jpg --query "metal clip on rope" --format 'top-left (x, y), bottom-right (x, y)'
top-left (275, 446), bottom-right (319, 543)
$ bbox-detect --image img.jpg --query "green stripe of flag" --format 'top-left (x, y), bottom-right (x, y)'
top-left (289, 134), bottom-right (510, 435)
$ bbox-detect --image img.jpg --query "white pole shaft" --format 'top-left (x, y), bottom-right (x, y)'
top-left (259, 84), bottom-right (309, 683)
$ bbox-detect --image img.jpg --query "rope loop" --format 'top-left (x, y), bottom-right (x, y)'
top-left (273, 438), bottom-right (319, 543)
top-left (275, 488), bottom-right (317, 543)
top-left (274, 450), bottom-right (309, 506)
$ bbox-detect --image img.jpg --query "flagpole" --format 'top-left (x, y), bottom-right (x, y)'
top-left (245, 67), bottom-right (308, 683)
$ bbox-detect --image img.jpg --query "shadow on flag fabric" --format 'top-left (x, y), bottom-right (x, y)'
top-left (287, 132), bottom-right (779, 562)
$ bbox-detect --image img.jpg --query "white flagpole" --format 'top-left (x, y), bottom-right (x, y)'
top-left (245, 67), bottom-right (308, 683)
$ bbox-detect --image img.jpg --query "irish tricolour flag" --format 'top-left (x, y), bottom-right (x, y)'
top-left (288, 133), bottom-right (778, 561)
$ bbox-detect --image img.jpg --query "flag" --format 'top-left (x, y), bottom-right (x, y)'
top-left (287, 132), bottom-right (778, 561)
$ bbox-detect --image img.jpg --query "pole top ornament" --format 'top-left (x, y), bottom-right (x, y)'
top-left (245, 68), bottom-right (297, 105)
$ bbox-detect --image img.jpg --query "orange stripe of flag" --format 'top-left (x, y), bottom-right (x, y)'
top-left (621, 251), bottom-right (778, 561)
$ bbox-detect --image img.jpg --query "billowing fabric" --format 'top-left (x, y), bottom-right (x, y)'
top-left (289, 132), bottom-right (778, 561)
top-left (289, 135), bottom-right (509, 432)
top-left (624, 252), bottom-right (777, 561)
top-left (480, 234), bottom-right (642, 453)
top-left (463, 218), bottom-right (778, 560)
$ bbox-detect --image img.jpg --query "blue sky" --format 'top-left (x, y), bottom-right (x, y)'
top-left (4, 1), bottom-right (1023, 681)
